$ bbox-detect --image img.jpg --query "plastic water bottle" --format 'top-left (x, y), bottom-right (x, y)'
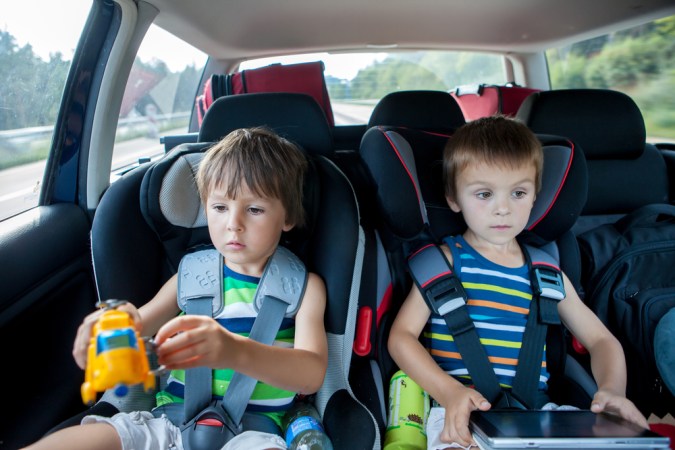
top-left (383, 370), bottom-right (430, 450)
top-left (283, 401), bottom-right (334, 450)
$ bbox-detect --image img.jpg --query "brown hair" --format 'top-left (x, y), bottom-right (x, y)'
top-left (443, 115), bottom-right (543, 201)
top-left (196, 127), bottom-right (308, 227)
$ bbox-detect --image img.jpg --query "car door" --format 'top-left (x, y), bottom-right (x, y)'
top-left (0, 1), bottom-right (118, 447)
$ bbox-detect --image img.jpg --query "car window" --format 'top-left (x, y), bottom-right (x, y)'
top-left (241, 51), bottom-right (507, 125)
top-left (547, 15), bottom-right (675, 143)
top-left (0, 0), bottom-right (91, 221)
top-left (111, 25), bottom-right (206, 176)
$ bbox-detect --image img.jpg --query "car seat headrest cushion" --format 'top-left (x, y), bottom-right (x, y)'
top-left (517, 89), bottom-right (646, 160)
top-left (198, 92), bottom-right (334, 158)
top-left (368, 90), bottom-right (466, 131)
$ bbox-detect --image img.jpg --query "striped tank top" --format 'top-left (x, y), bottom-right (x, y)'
top-left (423, 235), bottom-right (549, 391)
top-left (156, 262), bottom-right (297, 424)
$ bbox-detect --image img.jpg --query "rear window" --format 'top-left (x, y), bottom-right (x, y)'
top-left (241, 51), bottom-right (507, 125)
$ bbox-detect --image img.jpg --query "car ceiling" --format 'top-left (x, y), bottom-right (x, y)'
top-left (146, 0), bottom-right (675, 59)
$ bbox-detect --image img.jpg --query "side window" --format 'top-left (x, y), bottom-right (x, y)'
top-left (547, 15), bottom-right (675, 143)
top-left (111, 25), bottom-right (206, 176)
top-left (0, 0), bottom-right (90, 221)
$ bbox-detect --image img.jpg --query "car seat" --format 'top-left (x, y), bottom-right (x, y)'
top-left (340, 91), bottom-right (468, 436)
top-left (89, 92), bottom-right (379, 449)
top-left (359, 94), bottom-right (597, 416)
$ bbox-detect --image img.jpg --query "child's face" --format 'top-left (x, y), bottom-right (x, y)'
top-left (205, 181), bottom-right (292, 276)
top-left (447, 161), bottom-right (536, 247)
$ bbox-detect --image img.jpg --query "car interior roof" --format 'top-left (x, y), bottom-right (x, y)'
top-left (146, 0), bottom-right (675, 59)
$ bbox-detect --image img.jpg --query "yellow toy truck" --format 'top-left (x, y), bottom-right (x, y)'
top-left (81, 300), bottom-right (156, 405)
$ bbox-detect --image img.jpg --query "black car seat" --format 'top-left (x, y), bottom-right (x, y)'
top-left (341, 91), bottom-right (468, 437)
top-left (359, 92), bottom-right (597, 414)
top-left (89, 92), bottom-right (379, 449)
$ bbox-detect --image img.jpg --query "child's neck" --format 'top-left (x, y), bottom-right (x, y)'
top-left (462, 232), bottom-right (524, 268)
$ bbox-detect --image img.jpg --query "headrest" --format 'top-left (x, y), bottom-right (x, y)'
top-left (359, 128), bottom-right (587, 244)
top-left (517, 89), bottom-right (646, 160)
top-left (198, 92), bottom-right (334, 158)
top-left (140, 143), bottom-right (213, 270)
top-left (368, 90), bottom-right (466, 131)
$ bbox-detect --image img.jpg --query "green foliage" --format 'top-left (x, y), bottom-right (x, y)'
top-left (547, 17), bottom-right (675, 139)
top-left (0, 31), bottom-right (70, 130)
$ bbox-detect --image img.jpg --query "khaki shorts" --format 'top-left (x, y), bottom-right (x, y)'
top-left (83, 411), bottom-right (287, 450)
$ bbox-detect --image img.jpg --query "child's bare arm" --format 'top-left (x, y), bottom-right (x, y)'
top-left (71, 275), bottom-right (180, 369)
top-left (557, 273), bottom-right (648, 428)
top-left (388, 284), bottom-right (490, 447)
top-left (154, 272), bottom-right (328, 394)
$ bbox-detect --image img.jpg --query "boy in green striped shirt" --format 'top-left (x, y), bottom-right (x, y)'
top-left (27, 127), bottom-right (328, 450)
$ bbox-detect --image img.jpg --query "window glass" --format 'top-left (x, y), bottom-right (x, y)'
top-left (111, 25), bottom-right (206, 174)
top-left (0, 0), bottom-right (90, 221)
top-left (241, 51), bottom-right (507, 125)
top-left (547, 15), bottom-right (675, 143)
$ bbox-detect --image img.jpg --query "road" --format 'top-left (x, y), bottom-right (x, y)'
top-left (0, 102), bottom-right (373, 221)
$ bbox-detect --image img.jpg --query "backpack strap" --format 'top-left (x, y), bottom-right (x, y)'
top-left (407, 242), bottom-right (565, 409)
top-left (176, 246), bottom-right (307, 448)
top-left (407, 243), bottom-right (503, 404)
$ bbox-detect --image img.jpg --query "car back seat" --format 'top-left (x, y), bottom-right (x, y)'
top-left (91, 92), bottom-right (379, 449)
top-left (451, 83), bottom-right (540, 121)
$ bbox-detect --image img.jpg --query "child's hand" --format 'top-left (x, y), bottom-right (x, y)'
top-left (439, 385), bottom-right (491, 447)
top-left (591, 389), bottom-right (649, 429)
top-left (72, 308), bottom-right (105, 369)
top-left (154, 315), bottom-right (241, 369)
top-left (72, 301), bottom-right (141, 369)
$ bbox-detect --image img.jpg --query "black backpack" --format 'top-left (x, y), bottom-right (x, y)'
top-left (578, 203), bottom-right (675, 417)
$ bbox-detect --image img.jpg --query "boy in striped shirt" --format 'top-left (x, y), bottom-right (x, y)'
top-left (388, 115), bottom-right (646, 449)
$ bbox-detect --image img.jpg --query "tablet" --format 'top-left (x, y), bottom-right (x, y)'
top-left (469, 410), bottom-right (670, 449)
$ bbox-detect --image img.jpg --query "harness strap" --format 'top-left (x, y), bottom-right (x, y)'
top-left (511, 244), bottom-right (565, 408)
top-left (178, 250), bottom-right (224, 421)
top-left (408, 244), bottom-right (502, 404)
top-left (223, 284), bottom-right (302, 423)
top-left (408, 242), bottom-right (565, 409)
top-left (176, 246), bottom-right (307, 427)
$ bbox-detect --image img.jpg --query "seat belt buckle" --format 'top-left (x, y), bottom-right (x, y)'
top-left (180, 403), bottom-right (242, 450)
top-left (532, 265), bottom-right (565, 301)
top-left (426, 276), bottom-right (467, 316)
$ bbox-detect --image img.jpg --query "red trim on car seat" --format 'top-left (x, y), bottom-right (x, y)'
top-left (381, 129), bottom-right (425, 223)
top-left (527, 141), bottom-right (575, 230)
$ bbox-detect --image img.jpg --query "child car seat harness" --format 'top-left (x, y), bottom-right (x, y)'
top-left (157, 245), bottom-right (307, 450)
top-left (407, 241), bottom-right (565, 410)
